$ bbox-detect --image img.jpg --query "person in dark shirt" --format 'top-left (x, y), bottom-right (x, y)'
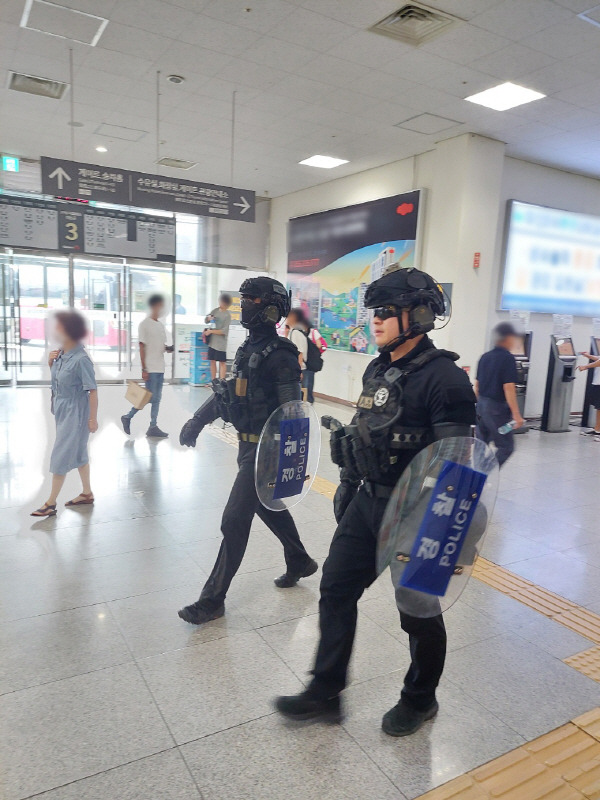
top-left (475, 322), bottom-right (524, 467)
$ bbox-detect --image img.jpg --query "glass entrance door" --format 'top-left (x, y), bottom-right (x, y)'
top-left (15, 252), bottom-right (70, 384)
top-left (73, 257), bottom-right (126, 381)
top-left (126, 261), bottom-right (174, 380)
top-left (0, 251), bottom-right (13, 385)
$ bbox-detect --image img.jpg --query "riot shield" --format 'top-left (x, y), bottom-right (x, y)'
top-left (255, 400), bottom-right (321, 511)
top-left (377, 437), bottom-right (499, 617)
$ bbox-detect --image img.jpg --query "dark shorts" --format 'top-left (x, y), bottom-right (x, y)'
top-left (589, 384), bottom-right (600, 409)
top-left (207, 347), bottom-right (227, 362)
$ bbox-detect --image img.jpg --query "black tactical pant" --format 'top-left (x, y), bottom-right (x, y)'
top-left (199, 440), bottom-right (312, 608)
top-left (309, 487), bottom-right (446, 711)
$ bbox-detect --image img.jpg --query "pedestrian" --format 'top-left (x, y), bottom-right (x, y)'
top-left (286, 308), bottom-right (324, 403)
top-left (205, 293), bottom-right (232, 380)
top-left (177, 277), bottom-right (317, 625)
top-left (31, 310), bottom-right (98, 517)
top-left (579, 351), bottom-right (600, 437)
top-left (275, 266), bottom-right (476, 736)
top-left (475, 322), bottom-right (524, 466)
top-left (121, 294), bottom-right (173, 439)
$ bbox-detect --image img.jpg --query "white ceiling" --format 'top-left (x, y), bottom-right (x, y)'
top-left (1, 0), bottom-right (600, 197)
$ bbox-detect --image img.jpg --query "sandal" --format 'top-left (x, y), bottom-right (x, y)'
top-left (65, 493), bottom-right (94, 507)
top-left (31, 503), bottom-right (57, 517)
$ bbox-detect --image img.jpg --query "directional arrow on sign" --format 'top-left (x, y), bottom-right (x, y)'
top-left (233, 196), bottom-right (250, 214)
top-left (48, 166), bottom-right (71, 191)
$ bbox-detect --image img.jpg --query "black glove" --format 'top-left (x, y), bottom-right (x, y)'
top-left (333, 481), bottom-right (357, 524)
top-left (179, 418), bottom-right (203, 447)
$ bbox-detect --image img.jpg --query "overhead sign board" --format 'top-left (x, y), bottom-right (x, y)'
top-left (41, 157), bottom-right (255, 222)
top-left (0, 194), bottom-right (175, 261)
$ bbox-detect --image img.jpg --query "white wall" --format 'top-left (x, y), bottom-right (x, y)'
top-left (490, 158), bottom-right (600, 417)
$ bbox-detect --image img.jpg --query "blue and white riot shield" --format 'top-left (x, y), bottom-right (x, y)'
top-left (377, 437), bottom-right (499, 617)
top-left (255, 400), bottom-right (321, 511)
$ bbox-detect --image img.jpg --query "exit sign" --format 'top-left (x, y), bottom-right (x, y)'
top-left (1, 156), bottom-right (19, 173)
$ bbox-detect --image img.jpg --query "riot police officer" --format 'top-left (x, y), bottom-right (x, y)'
top-left (275, 266), bottom-right (476, 736)
top-left (178, 277), bottom-right (317, 625)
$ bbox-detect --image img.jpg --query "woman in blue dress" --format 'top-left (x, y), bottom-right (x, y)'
top-left (31, 311), bottom-right (98, 517)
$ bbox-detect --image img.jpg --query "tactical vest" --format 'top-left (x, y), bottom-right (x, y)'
top-left (213, 336), bottom-right (298, 435)
top-left (330, 349), bottom-right (454, 483)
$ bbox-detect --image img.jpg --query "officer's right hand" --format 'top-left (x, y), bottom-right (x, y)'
top-left (334, 481), bottom-right (357, 523)
top-left (514, 414), bottom-right (525, 430)
top-left (179, 419), bottom-right (201, 447)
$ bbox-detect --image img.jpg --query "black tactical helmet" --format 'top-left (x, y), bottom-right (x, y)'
top-left (364, 265), bottom-right (445, 351)
top-left (239, 276), bottom-right (291, 328)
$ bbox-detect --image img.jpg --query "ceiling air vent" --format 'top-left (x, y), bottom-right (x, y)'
top-left (8, 71), bottom-right (68, 100)
top-left (156, 157), bottom-right (197, 170)
top-left (369, 3), bottom-right (460, 46)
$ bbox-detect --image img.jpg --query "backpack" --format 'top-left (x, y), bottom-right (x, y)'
top-left (304, 330), bottom-right (324, 372)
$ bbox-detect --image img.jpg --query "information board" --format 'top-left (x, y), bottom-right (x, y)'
top-left (0, 194), bottom-right (175, 261)
top-left (0, 195), bottom-right (58, 250)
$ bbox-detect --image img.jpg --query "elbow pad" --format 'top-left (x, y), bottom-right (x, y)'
top-left (276, 380), bottom-right (302, 406)
top-left (432, 422), bottom-right (473, 441)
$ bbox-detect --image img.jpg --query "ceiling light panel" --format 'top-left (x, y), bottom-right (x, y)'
top-left (20, 0), bottom-right (108, 46)
top-left (299, 155), bottom-right (349, 169)
top-left (465, 82), bottom-right (546, 111)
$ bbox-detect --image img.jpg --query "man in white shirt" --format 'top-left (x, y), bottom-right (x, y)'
top-left (121, 294), bottom-right (173, 438)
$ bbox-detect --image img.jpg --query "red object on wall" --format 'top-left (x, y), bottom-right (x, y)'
top-left (396, 203), bottom-right (414, 215)
top-left (473, 252), bottom-right (481, 269)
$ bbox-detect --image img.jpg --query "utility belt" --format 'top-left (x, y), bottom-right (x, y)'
top-left (238, 432), bottom-right (260, 443)
top-left (362, 481), bottom-right (395, 499)
top-left (322, 415), bottom-right (431, 483)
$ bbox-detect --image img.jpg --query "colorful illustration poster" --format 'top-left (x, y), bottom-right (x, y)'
top-left (287, 191), bottom-right (421, 353)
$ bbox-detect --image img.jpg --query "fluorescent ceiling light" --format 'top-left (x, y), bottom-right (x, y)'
top-left (465, 81), bottom-right (545, 111)
top-left (299, 155), bottom-right (349, 169)
top-left (95, 145), bottom-right (107, 152)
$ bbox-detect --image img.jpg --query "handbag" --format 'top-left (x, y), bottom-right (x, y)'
top-left (125, 380), bottom-right (153, 410)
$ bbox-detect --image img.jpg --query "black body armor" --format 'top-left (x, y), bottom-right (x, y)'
top-left (213, 334), bottom-right (300, 434)
top-left (325, 339), bottom-right (476, 485)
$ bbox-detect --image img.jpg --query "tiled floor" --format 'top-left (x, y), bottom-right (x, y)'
top-left (1, 384), bottom-right (600, 800)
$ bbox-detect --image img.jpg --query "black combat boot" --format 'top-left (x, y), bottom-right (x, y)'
top-left (274, 558), bottom-right (319, 588)
top-left (177, 600), bottom-right (225, 625)
top-left (274, 689), bottom-right (342, 721)
top-left (381, 699), bottom-right (439, 737)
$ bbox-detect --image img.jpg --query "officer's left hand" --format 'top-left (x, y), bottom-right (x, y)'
top-left (179, 419), bottom-right (201, 447)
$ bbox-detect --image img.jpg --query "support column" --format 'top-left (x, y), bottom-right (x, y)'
top-left (423, 133), bottom-right (505, 371)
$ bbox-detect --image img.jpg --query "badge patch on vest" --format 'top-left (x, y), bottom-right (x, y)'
top-left (357, 394), bottom-right (373, 409)
top-left (373, 387), bottom-right (390, 407)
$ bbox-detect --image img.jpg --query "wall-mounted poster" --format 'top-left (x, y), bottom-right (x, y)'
top-left (287, 191), bottom-right (421, 353)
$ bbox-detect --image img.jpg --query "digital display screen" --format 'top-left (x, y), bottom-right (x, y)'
top-left (556, 337), bottom-right (575, 357)
top-left (501, 200), bottom-right (600, 316)
top-left (509, 335), bottom-right (526, 357)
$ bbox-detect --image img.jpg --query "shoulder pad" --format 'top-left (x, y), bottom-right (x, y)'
top-left (262, 337), bottom-right (299, 358)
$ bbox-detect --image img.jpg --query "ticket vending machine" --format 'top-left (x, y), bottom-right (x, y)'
top-left (541, 335), bottom-right (578, 432)
top-left (510, 331), bottom-right (532, 432)
top-left (581, 336), bottom-right (600, 428)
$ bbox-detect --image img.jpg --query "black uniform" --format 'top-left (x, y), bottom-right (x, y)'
top-left (179, 324), bottom-right (315, 619)
top-left (310, 336), bottom-right (476, 706)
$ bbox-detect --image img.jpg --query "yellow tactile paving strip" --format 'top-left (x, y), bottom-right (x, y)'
top-left (418, 712), bottom-right (600, 800)
top-left (565, 648), bottom-right (600, 683)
